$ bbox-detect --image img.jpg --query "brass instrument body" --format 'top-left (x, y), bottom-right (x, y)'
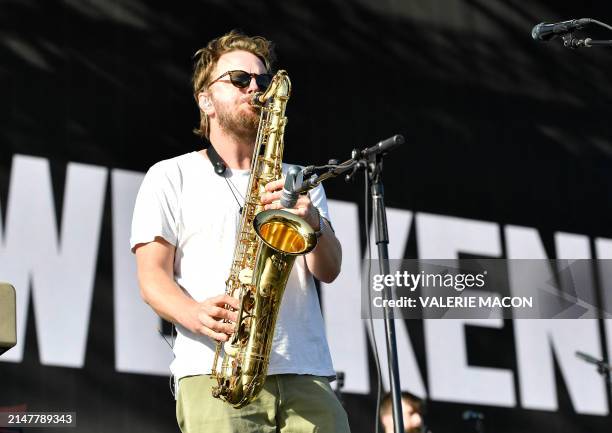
top-left (211, 70), bottom-right (317, 408)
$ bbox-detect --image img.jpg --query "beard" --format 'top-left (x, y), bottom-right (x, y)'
top-left (212, 96), bottom-right (260, 141)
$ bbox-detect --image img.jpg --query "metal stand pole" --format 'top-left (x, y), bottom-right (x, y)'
top-left (369, 154), bottom-right (405, 433)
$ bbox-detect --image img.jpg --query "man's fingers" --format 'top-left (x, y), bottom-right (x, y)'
top-left (260, 191), bottom-right (282, 205)
top-left (220, 294), bottom-right (240, 310)
top-left (200, 314), bottom-right (235, 335)
top-left (281, 207), bottom-right (308, 218)
top-left (294, 195), bottom-right (312, 207)
top-left (210, 294), bottom-right (239, 310)
top-left (200, 326), bottom-right (229, 342)
top-left (264, 179), bottom-right (284, 192)
top-left (195, 294), bottom-right (241, 341)
top-left (264, 202), bottom-right (282, 210)
top-left (206, 305), bottom-right (238, 323)
top-left (227, 309), bottom-right (238, 322)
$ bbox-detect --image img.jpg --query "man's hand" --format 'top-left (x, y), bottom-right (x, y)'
top-left (259, 177), bottom-right (342, 284)
top-left (260, 178), bottom-right (320, 230)
top-left (189, 294), bottom-right (240, 342)
top-left (135, 238), bottom-right (243, 343)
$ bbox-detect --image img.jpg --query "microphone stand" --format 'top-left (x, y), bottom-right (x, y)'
top-left (288, 134), bottom-right (406, 433)
top-left (562, 33), bottom-right (612, 48)
top-left (367, 147), bottom-right (406, 433)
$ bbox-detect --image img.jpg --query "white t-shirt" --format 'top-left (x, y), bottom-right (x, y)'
top-left (130, 151), bottom-right (335, 383)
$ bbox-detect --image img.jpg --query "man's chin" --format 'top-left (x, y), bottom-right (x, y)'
top-left (241, 103), bottom-right (259, 114)
top-left (242, 112), bottom-right (260, 128)
top-left (235, 116), bottom-right (260, 136)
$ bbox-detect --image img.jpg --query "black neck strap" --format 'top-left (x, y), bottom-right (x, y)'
top-left (207, 143), bottom-right (244, 214)
top-left (207, 144), bottom-right (227, 176)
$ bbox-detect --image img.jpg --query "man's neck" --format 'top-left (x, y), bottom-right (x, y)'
top-left (207, 128), bottom-right (255, 170)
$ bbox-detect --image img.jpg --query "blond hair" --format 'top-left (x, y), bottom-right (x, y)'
top-left (192, 30), bottom-right (275, 139)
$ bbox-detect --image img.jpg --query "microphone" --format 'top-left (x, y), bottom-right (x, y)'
top-left (280, 166), bottom-right (304, 208)
top-left (576, 351), bottom-right (612, 371)
top-left (576, 351), bottom-right (600, 364)
top-left (360, 135), bottom-right (404, 158)
top-left (531, 18), bottom-right (592, 41)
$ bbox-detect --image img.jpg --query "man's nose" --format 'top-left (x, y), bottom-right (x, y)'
top-left (246, 76), bottom-right (260, 93)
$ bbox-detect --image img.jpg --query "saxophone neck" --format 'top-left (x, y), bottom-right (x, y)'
top-left (249, 70), bottom-right (291, 107)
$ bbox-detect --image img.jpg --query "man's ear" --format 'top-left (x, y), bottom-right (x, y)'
top-left (198, 92), bottom-right (214, 115)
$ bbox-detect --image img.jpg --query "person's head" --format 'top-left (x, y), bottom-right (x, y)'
top-left (380, 392), bottom-right (423, 433)
top-left (192, 30), bottom-right (276, 140)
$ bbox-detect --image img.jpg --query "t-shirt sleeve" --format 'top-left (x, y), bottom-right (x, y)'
top-left (309, 182), bottom-right (331, 225)
top-left (130, 163), bottom-right (181, 252)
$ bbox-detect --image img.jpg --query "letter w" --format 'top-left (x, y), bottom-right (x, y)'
top-left (0, 155), bottom-right (107, 367)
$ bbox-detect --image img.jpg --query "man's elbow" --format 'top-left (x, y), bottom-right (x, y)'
top-left (139, 288), bottom-right (151, 307)
top-left (317, 263), bottom-right (341, 284)
top-left (320, 248), bottom-right (342, 283)
top-left (318, 273), bottom-right (338, 284)
top-left (138, 278), bottom-right (155, 306)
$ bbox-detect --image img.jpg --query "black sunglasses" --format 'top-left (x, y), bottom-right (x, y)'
top-left (209, 70), bottom-right (273, 90)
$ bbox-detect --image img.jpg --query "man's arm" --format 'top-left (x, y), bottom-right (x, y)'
top-left (261, 180), bottom-right (342, 283)
top-left (304, 216), bottom-right (342, 283)
top-left (134, 237), bottom-right (238, 341)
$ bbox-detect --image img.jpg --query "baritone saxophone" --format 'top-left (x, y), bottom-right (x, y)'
top-left (211, 70), bottom-right (317, 408)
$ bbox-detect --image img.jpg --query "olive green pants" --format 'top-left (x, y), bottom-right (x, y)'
top-left (176, 374), bottom-right (351, 433)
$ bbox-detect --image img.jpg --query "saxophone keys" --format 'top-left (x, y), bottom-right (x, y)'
top-left (238, 268), bottom-right (253, 284)
top-left (224, 341), bottom-right (240, 357)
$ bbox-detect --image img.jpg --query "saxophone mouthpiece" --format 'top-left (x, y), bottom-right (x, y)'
top-left (251, 92), bottom-right (264, 107)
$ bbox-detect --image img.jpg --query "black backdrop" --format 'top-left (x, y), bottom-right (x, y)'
top-left (1, 1), bottom-right (612, 432)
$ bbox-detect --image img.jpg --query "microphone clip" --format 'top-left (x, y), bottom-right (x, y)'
top-left (561, 32), bottom-right (583, 49)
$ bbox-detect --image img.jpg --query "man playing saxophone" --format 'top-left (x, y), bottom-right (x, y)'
top-left (130, 30), bottom-right (349, 433)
